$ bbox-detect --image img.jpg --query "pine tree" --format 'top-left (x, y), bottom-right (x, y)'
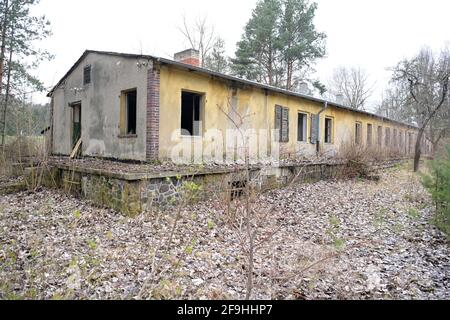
top-left (203, 37), bottom-right (229, 73)
top-left (279, 0), bottom-right (326, 91)
top-left (231, 0), bottom-right (282, 86)
top-left (231, 0), bottom-right (326, 91)
top-left (0, 0), bottom-right (52, 149)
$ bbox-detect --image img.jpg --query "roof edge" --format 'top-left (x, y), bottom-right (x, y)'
top-left (47, 50), bottom-right (418, 130)
top-left (46, 50), bottom-right (156, 97)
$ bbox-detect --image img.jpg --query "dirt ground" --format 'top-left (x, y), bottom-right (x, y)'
top-left (0, 165), bottom-right (448, 300)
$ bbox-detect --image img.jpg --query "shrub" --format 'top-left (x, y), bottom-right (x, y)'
top-left (2, 136), bottom-right (44, 163)
top-left (0, 152), bottom-right (12, 177)
top-left (421, 146), bottom-right (450, 240)
top-left (336, 141), bottom-right (374, 179)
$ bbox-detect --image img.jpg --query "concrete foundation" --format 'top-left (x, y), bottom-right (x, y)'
top-left (36, 158), bottom-right (406, 216)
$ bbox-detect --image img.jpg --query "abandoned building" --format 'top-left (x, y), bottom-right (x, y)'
top-left (47, 49), bottom-right (431, 163)
top-left (38, 48), bottom-right (437, 215)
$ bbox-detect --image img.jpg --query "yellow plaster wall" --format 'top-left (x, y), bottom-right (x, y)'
top-left (159, 65), bottom-right (419, 160)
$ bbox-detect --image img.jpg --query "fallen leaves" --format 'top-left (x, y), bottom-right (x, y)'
top-left (0, 167), bottom-right (448, 300)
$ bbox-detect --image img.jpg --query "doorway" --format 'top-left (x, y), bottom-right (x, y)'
top-left (71, 102), bottom-right (81, 148)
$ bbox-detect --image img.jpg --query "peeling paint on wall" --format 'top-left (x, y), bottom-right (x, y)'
top-left (51, 51), bottom-right (426, 163)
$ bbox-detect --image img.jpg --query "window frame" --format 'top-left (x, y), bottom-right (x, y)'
top-left (324, 117), bottom-right (333, 144)
top-left (297, 112), bottom-right (308, 142)
top-left (393, 128), bottom-right (398, 148)
top-left (83, 65), bottom-right (91, 85)
top-left (385, 127), bottom-right (391, 147)
top-left (367, 123), bottom-right (373, 147)
top-left (399, 130), bottom-right (403, 148)
top-left (355, 121), bottom-right (362, 145)
top-left (377, 126), bottom-right (383, 147)
top-left (180, 90), bottom-right (204, 137)
top-left (119, 88), bottom-right (138, 138)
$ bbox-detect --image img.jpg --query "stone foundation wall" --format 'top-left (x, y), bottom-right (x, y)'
top-left (38, 159), bottom-right (406, 216)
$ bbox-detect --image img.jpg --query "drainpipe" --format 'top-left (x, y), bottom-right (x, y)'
top-left (316, 101), bottom-right (329, 154)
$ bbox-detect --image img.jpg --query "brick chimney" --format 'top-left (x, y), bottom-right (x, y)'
top-left (174, 49), bottom-right (200, 67)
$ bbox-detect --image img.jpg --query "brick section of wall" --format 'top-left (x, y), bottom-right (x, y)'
top-left (146, 66), bottom-right (160, 161)
top-left (179, 57), bottom-right (200, 67)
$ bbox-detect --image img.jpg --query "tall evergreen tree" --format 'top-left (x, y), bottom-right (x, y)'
top-left (231, 0), bottom-right (282, 86)
top-left (279, 0), bottom-right (326, 91)
top-left (203, 37), bottom-right (229, 73)
top-left (231, 0), bottom-right (326, 91)
top-left (0, 0), bottom-right (52, 148)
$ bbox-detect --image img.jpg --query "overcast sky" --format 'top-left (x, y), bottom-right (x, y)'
top-left (31, 0), bottom-right (450, 110)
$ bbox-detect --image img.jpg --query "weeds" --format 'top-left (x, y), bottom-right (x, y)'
top-left (421, 146), bottom-right (450, 240)
top-left (86, 239), bottom-right (98, 250)
top-left (373, 208), bottom-right (388, 228)
top-left (326, 215), bottom-right (345, 250)
top-left (407, 208), bottom-right (421, 219)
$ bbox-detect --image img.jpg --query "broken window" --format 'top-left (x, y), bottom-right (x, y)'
top-left (230, 180), bottom-right (247, 200)
top-left (385, 128), bottom-right (391, 147)
top-left (120, 89), bottom-right (137, 136)
top-left (83, 65), bottom-right (91, 85)
top-left (310, 114), bottom-right (318, 144)
top-left (404, 132), bottom-right (408, 152)
top-left (324, 118), bottom-right (333, 144)
top-left (71, 102), bottom-right (81, 147)
top-left (181, 91), bottom-right (202, 136)
top-left (355, 122), bottom-right (362, 145)
top-left (297, 113), bottom-right (307, 142)
top-left (367, 124), bottom-right (372, 146)
top-left (275, 105), bottom-right (289, 143)
top-left (393, 129), bottom-right (397, 148)
top-left (399, 131), bottom-right (403, 148)
top-left (377, 126), bottom-right (382, 147)
top-left (408, 132), bottom-right (413, 153)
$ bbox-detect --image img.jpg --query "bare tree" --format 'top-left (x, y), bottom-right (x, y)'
top-left (376, 83), bottom-right (411, 123)
top-left (0, 0), bottom-right (52, 150)
top-left (328, 66), bottom-right (374, 110)
top-left (1, 35), bottom-right (12, 151)
top-left (426, 98), bottom-right (450, 156)
top-left (216, 97), bottom-right (257, 299)
top-left (391, 47), bottom-right (450, 172)
top-left (178, 14), bottom-right (216, 67)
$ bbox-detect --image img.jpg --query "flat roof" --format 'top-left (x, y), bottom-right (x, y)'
top-left (48, 50), bottom-right (418, 129)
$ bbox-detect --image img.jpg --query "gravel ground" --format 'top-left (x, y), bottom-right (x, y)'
top-left (0, 165), bottom-right (448, 300)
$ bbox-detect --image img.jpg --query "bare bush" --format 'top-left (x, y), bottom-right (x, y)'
top-left (0, 151), bottom-right (12, 178)
top-left (336, 139), bottom-right (410, 180)
top-left (3, 136), bottom-right (43, 160)
top-left (336, 141), bottom-right (398, 179)
top-left (336, 142), bottom-right (371, 179)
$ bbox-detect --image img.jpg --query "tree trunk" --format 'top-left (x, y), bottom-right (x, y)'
top-left (1, 39), bottom-right (12, 151)
top-left (286, 61), bottom-right (293, 91)
top-left (431, 141), bottom-right (437, 157)
top-left (0, 0), bottom-right (10, 95)
top-left (430, 129), bottom-right (445, 158)
top-left (267, 61), bottom-right (273, 86)
top-left (413, 127), bottom-right (425, 172)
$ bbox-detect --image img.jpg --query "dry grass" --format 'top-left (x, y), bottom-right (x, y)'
top-left (335, 141), bottom-right (405, 179)
top-left (3, 136), bottom-right (45, 160)
top-left (0, 136), bottom-right (47, 183)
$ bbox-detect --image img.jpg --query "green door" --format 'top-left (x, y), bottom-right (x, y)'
top-left (72, 103), bottom-right (81, 147)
